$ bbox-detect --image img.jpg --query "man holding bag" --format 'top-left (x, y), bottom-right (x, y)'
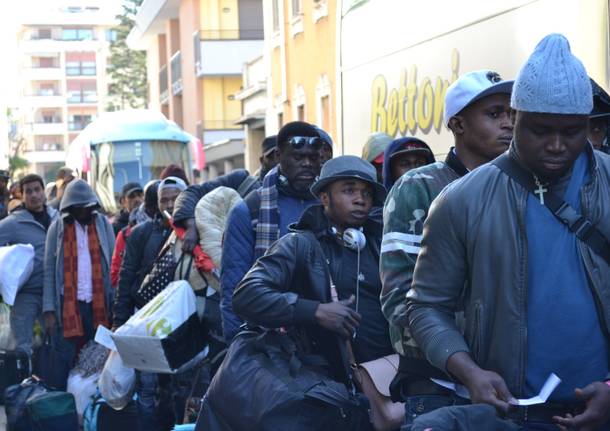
top-left (197, 156), bottom-right (392, 430)
top-left (0, 174), bottom-right (58, 357)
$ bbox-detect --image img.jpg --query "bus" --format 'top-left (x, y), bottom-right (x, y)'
top-left (339, 0), bottom-right (610, 158)
top-left (66, 109), bottom-right (202, 213)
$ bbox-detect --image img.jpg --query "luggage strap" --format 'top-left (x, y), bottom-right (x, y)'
top-left (492, 153), bottom-right (610, 265)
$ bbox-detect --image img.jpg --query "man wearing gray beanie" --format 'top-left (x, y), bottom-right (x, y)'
top-left (406, 33), bottom-right (610, 430)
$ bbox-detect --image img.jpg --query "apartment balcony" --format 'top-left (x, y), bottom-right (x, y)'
top-left (67, 91), bottom-right (98, 105)
top-left (23, 94), bottom-right (65, 108)
top-left (170, 51), bottom-right (182, 96)
top-left (66, 66), bottom-right (97, 77)
top-left (195, 31), bottom-right (263, 77)
top-left (24, 149), bottom-right (66, 164)
top-left (31, 122), bottom-right (66, 135)
top-left (20, 39), bottom-right (100, 54)
top-left (24, 67), bottom-right (63, 81)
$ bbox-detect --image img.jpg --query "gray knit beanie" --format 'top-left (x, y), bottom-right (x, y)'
top-left (511, 33), bottom-right (592, 115)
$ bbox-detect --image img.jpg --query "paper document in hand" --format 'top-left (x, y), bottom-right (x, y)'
top-left (431, 373), bottom-right (561, 406)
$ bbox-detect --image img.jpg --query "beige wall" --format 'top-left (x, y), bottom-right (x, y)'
top-left (268, 0), bottom-right (336, 140)
top-left (202, 76), bottom-right (242, 131)
top-left (179, 0), bottom-right (201, 136)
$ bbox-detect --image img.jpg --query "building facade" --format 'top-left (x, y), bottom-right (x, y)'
top-left (16, 2), bottom-right (117, 182)
top-left (262, 0), bottom-right (336, 141)
top-left (128, 0), bottom-right (264, 180)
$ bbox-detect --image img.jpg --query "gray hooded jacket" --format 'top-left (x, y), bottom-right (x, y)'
top-left (43, 180), bottom-right (115, 318)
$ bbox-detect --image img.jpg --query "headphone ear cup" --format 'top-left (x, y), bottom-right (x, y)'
top-left (343, 228), bottom-right (366, 251)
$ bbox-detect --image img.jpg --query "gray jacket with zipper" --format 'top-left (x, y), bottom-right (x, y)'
top-left (0, 205), bottom-right (59, 295)
top-left (406, 145), bottom-right (610, 397)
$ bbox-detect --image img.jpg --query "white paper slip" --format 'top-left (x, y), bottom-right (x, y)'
top-left (94, 325), bottom-right (117, 352)
top-left (431, 373), bottom-right (561, 406)
top-left (512, 373), bottom-right (561, 406)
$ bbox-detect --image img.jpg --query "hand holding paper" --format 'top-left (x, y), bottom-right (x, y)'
top-left (431, 373), bottom-right (561, 406)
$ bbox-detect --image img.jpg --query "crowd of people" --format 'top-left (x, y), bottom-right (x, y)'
top-left (1, 33), bottom-right (610, 430)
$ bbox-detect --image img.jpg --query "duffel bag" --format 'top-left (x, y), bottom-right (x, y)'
top-left (196, 329), bottom-right (372, 431)
top-left (4, 376), bottom-right (50, 431)
top-left (26, 391), bottom-right (79, 431)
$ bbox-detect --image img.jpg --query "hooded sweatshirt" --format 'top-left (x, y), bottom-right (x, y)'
top-left (382, 137), bottom-right (435, 191)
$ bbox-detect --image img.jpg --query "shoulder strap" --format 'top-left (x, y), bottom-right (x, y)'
top-left (492, 153), bottom-right (610, 265)
top-left (244, 189), bottom-right (261, 227)
top-left (237, 175), bottom-right (258, 198)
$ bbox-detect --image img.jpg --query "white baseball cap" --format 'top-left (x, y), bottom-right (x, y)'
top-left (444, 70), bottom-right (514, 126)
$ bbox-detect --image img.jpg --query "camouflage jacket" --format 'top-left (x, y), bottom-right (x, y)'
top-left (380, 149), bottom-right (468, 360)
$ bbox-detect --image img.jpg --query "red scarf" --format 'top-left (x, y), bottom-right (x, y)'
top-left (62, 220), bottom-right (109, 338)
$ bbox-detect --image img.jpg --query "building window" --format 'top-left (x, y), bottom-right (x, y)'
top-left (105, 30), bottom-right (117, 42)
top-left (313, 0), bottom-right (328, 22)
top-left (320, 96), bottom-right (330, 132)
top-left (291, 0), bottom-right (302, 17)
top-left (272, 0), bottom-right (280, 32)
top-left (38, 57), bottom-right (54, 68)
top-left (35, 28), bottom-right (52, 40)
top-left (297, 105), bottom-right (305, 122)
top-left (68, 114), bottom-right (93, 131)
top-left (278, 112), bottom-right (284, 129)
top-left (62, 28), bottom-right (94, 41)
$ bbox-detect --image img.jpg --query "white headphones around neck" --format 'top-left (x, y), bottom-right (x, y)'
top-left (342, 228), bottom-right (366, 251)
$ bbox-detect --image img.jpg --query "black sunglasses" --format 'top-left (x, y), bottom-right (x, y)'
top-left (287, 136), bottom-right (323, 149)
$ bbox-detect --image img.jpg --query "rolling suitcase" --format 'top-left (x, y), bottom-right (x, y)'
top-left (0, 349), bottom-right (30, 404)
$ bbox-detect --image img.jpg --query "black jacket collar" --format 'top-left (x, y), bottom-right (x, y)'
top-left (444, 147), bottom-right (469, 177)
top-left (289, 204), bottom-right (383, 241)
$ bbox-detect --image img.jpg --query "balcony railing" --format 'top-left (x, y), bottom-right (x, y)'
top-left (67, 91), bottom-right (97, 104)
top-left (159, 65), bottom-right (169, 104)
top-left (171, 52), bottom-right (182, 96)
top-left (203, 119), bottom-right (242, 130)
top-left (68, 121), bottom-right (90, 131)
top-left (33, 142), bottom-right (63, 151)
top-left (199, 29), bottom-right (264, 40)
top-left (66, 65), bottom-right (96, 76)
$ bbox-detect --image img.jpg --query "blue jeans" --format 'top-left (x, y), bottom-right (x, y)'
top-left (10, 292), bottom-right (42, 356)
top-left (136, 371), bottom-right (158, 430)
top-left (401, 394), bottom-right (467, 431)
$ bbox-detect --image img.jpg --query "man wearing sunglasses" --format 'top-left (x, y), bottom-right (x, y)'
top-left (220, 121), bottom-right (325, 342)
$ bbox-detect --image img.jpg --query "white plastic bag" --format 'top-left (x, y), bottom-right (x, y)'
top-left (0, 302), bottom-right (15, 350)
top-left (0, 244), bottom-right (35, 305)
top-left (98, 350), bottom-right (136, 410)
top-left (115, 280), bottom-right (196, 338)
top-left (67, 371), bottom-right (100, 419)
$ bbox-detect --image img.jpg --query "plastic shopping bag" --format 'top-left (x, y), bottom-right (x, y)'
top-left (67, 371), bottom-right (100, 419)
top-left (0, 302), bottom-right (15, 349)
top-left (115, 280), bottom-right (196, 338)
top-left (0, 244), bottom-right (35, 305)
top-left (98, 351), bottom-right (136, 410)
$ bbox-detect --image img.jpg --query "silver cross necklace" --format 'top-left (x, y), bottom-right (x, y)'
top-left (533, 174), bottom-right (548, 205)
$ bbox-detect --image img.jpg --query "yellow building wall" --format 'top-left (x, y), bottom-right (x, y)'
top-left (200, 0), bottom-right (239, 38)
top-left (272, 0), bottom-right (337, 141)
top-left (202, 76), bottom-right (242, 130)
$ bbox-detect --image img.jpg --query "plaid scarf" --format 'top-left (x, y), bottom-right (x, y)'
top-left (254, 166), bottom-right (281, 259)
top-left (62, 219), bottom-right (109, 338)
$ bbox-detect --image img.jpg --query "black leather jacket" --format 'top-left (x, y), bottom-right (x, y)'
top-left (407, 145), bottom-right (610, 396)
top-left (112, 218), bottom-right (171, 327)
top-left (233, 205), bottom-right (385, 381)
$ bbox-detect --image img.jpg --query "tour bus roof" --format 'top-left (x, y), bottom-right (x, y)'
top-left (73, 109), bottom-right (194, 145)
